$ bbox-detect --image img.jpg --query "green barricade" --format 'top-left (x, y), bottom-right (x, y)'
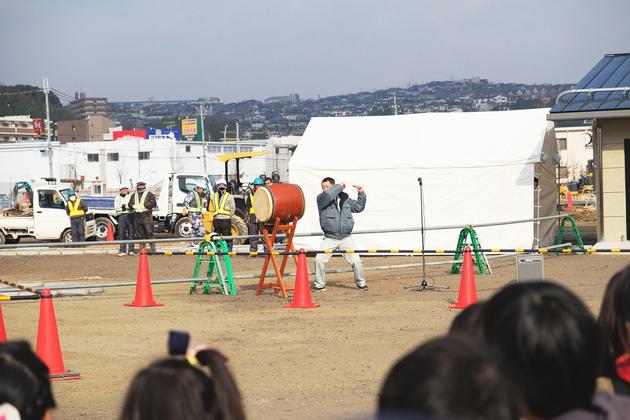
top-left (190, 239), bottom-right (236, 295)
top-left (555, 215), bottom-right (586, 254)
top-left (450, 225), bottom-right (491, 275)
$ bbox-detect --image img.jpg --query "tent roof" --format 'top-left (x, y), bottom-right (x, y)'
top-left (291, 109), bottom-right (551, 171)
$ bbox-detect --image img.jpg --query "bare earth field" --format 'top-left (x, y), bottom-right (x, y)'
top-left (1, 251), bottom-right (628, 419)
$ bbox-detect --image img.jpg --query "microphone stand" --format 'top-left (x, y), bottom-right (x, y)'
top-left (406, 177), bottom-right (448, 292)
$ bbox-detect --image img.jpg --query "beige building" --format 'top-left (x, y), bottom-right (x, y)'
top-left (57, 115), bottom-right (116, 144)
top-left (67, 92), bottom-right (109, 119)
top-left (0, 115), bottom-right (50, 143)
top-left (554, 121), bottom-right (593, 183)
top-left (549, 52), bottom-right (630, 246)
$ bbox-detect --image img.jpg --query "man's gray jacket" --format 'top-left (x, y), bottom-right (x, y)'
top-left (317, 184), bottom-right (366, 239)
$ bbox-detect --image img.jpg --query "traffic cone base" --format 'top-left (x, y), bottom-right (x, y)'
top-left (125, 249), bottom-right (164, 307)
top-left (449, 246), bottom-right (478, 309)
top-left (35, 288), bottom-right (79, 380)
top-left (284, 249), bottom-right (319, 309)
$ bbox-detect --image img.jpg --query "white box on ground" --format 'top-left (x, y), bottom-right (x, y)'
top-left (516, 254), bottom-right (544, 282)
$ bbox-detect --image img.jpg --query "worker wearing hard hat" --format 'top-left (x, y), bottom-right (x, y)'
top-left (208, 178), bottom-right (235, 251)
top-left (245, 177), bottom-right (267, 255)
top-left (115, 184), bottom-right (135, 256)
top-left (65, 190), bottom-right (89, 244)
top-left (128, 180), bottom-right (157, 252)
top-left (183, 182), bottom-right (207, 247)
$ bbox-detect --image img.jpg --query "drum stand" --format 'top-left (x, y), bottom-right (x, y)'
top-left (256, 216), bottom-right (299, 298)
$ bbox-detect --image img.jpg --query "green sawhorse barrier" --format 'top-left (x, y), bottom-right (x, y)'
top-left (450, 225), bottom-right (491, 275)
top-left (556, 215), bottom-right (586, 254)
top-left (190, 239), bottom-right (236, 295)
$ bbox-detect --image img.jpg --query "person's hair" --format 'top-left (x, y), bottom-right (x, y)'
top-left (378, 335), bottom-right (518, 420)
top-left (0, 340), bottom-right (56, 420)
top-left (448, 301), bottom-right (485, 341)
top-left (598, 265), bottom-right (630, 377)
top-left (482, 282), bottom-right (599, 418)
top-left (321, 177), bottom-right (335, 185)
top-left (120, 350), bottom-right (245, 420)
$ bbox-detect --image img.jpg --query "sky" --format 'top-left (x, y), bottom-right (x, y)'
top-left (1, 0), bottom-right (629, 103)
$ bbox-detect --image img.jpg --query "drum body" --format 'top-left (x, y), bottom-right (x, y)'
top-left (253, 183), bottom-right (305, 223)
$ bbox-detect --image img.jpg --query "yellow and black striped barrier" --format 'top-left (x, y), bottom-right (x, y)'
top-left (0, 278), bottom-right (41, 301)
top-left (147, 248), bottom-right (626, 257)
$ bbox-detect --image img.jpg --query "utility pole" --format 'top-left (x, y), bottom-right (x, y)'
top-left (43, 77), bottom-right (53, 178)
top-left (236, 122), bottom-right (240, 152)
top-left (198, 105), bottom-right (207, 174)
top-left (393, 95), bottom-right (398, 115)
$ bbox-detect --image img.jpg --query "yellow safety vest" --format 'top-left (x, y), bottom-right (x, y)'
top-left (212, 192), bottom-right (231, 216)
top-left (188, 191), bottom-right (203, 213)
top-left (249, 192), bottom-right (255, 214)
top-left (68, 199), bottom-right (85, 217)
top-left (134, 191), bottom-right (148, 212)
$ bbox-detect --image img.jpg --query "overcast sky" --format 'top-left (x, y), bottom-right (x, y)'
top-left (1, 0), bottom-right (628, 103)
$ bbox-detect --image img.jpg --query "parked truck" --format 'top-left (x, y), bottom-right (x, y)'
top-left (0, 182), bottom-right (97, 244)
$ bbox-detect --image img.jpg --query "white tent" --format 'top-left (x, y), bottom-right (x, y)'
top-left (289, 109), bottom-right (558, 250)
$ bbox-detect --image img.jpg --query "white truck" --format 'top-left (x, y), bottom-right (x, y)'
top-left (0, 182), bottom-right (97, 244)
top-left (87, 172), bottom-right (248, 241)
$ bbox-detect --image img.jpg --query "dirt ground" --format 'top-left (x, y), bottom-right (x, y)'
top-left (1, 251), bottom-right (628, 419)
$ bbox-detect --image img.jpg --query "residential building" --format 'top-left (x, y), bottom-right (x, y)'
top-left (264, 94), bottom-right (300, 105)
top-left (57, 115), bottom-right (116, 144)
top-left (67, 92), bottom-right (109, 119)
top-left (0, 115), bottom-right (50, 143)
top-left (548, 52), bottom-right (630, 246)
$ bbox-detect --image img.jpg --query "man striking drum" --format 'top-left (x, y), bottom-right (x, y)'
top-left (312, 177), bottom-right (367, 292)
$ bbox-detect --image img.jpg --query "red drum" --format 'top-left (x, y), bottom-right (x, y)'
top-left (253, 183), bottom-right (305, 223)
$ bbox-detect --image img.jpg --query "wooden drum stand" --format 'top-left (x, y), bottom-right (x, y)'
top-left (255, 216), bottom-right (299, 298)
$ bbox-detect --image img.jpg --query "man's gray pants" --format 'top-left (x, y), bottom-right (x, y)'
top-left (314, 235), bottom-right (366, 288)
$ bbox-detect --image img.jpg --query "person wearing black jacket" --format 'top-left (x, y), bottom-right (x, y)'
top-left (128, 180), bottom-right (157, 252)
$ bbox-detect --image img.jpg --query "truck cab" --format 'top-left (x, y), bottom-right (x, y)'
top-left (0, 183), bottom-right (97, 244)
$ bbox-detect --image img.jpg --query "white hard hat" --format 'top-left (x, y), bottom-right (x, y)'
top-left (216, 178), bottom-right (227, 186)
top-left (136, 179), bottom-right (146, 185)
top-left (195, 182), bottom-right (205, 189)
top-left (119, 184), bottom-right (129, 190)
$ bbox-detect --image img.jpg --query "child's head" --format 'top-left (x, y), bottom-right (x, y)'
top-left (379, 335), bottom-right (518, 420)
top-left (482, 282), bottom-right (599, 418)
top-left (120, 348), bottom-right (245, 420)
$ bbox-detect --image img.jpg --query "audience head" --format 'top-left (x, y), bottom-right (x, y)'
top-left (482, 282), bottom-right (599, 418)
top-left (0, 340), bottom-right (56, 420)
top-left (598, 265), bottom-right (630, 376)
top-left (448, 301), bottom-right (485, 341)
top-left (378, 335), bottom-right (518, 420)
top-left (121, 347), bottom-right (245, 420)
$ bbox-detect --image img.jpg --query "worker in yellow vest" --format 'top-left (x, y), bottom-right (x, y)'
top-left (128, 180), bottom-right (157, 252)
top-left (65, 190), bottom-right (89, 244)
top-left (244, 177), bottom-right (266, 254)
top-left (183, 182), bottom-right (206, 247)
top-left (208, 178), bottom-right (235, 251)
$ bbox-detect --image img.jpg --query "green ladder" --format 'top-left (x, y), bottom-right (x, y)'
top-left (555, 215), bottom-right (586, 254)
top-left (190, 239), bottom-right (236, 295)
top-left (450, 226), bottom-right (492, 275)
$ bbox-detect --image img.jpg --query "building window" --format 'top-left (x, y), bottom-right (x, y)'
top-left (557, 138), bottom-right (568, 151)
top-left (209, 145), bottom-right (222, 153)
top-left (138, 151), bottom-right (150, 160)
top-left (107, 153), bottom-right (119, 161)
top-left (87, 153), bottom-right (99, 162)
top-left (185, 145), bottom-right (191, 152)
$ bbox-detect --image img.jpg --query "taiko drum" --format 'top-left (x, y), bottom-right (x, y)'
top-left (253, 183), bottom-right (305, 223)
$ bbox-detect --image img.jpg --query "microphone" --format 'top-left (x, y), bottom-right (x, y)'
top-left (417, 177), bottom-right (423, 185)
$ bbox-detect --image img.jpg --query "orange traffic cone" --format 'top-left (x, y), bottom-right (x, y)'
top-left (284, 249), bottom-right (319, 309)
top-left (35, 288), bottom-right (80, 380)
top-left (124, 248), bottom-right (164, 307)
top-left (449, 246), bottom-right (478, 309)
top-left (567, 192), bottom-right (574, 211)
top-left (106, 223), bottom-right (115, 241)
top-left (0, 304), bottom-right (6, 342)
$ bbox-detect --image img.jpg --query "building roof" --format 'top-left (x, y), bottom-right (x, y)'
top-left (549, 53), bottom-right (630, 120)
